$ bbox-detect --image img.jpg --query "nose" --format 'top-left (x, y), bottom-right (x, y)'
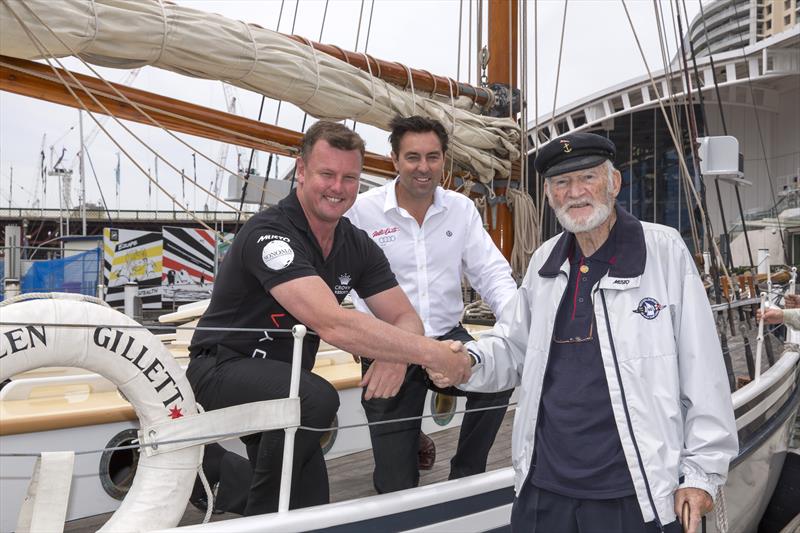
top-left (565, 178), bottom-right (585, 198)
top-left (329, 175), bottom-right (345, 193)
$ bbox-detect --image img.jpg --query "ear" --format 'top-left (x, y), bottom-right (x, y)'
top-left (543, 180), bottom-right (552, 205)
top-left (390, 151), bottom-right (400, 173)
top-left (295, 157), bottom-right (306, 185)
top-left (611, 169), bottom-right (622, 198)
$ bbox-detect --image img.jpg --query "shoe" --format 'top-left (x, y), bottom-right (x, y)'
top-left (189, 478), bottom-right (224, 514)
top-left (418, 431), bottom-right (436, 470)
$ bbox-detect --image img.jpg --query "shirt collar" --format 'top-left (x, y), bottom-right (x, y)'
top-left (383, 178), bottom-right (447, 216)
top-left (539, 204), bottom-right (646, 278)
top-left (278, 188), bottom-right (345, 257)
top-left (570, 222), bottom-right (617, 266)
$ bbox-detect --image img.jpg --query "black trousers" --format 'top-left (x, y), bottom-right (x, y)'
top-left (510, 484), bottom-right (681, 533)
top-left (361, 324), bottom-right (513, 493)
top-left (186, 348), bottom-right (339, 516)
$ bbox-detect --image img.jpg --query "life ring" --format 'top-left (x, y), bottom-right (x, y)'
top-left (0, 293), bottom-right (202, 532)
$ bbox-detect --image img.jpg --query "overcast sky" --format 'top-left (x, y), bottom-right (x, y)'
top-left (0, 0), bottom-right (701, 213)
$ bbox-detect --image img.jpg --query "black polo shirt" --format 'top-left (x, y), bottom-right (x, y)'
top-left (531, 222), bottom-right (635, 499)
top-left (189, 190), bottom-right (398, 371)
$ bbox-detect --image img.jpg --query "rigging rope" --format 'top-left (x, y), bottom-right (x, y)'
top-left (0, 402), bottom-right (518, 460)
top-left (620, 0), bottom-right (731, 285)
top-left (676, 0), bottom-right (740, 298)
top-left (457, 0), bottom-right (464, 83)
top-left (351, 0), bottom-right (376, 132)
top-left (693, 0), bottom-right (751, 271)
top-left (550, 0), bottom-right (569, 123)
top-left (534, 0), bottom-right (545, 239)
top-left (729, 0), bottom-right (788, 262)
top-left (5, 1), bottom-right (272, 225)
top-left (467, 0), bottom-right (472, 86)
top-left (652, 0), bottom-right (701, 255)
top-left (507, 187), bottom-right (538, 279)
top-left (237, 0), bottom-right (287, 227)
top-left (673, 0), bottom-right (734, 305)
top-left (83, 147), bottom-right (113, 224)
top-left (519, 0), bottom-right (529, 195)
top-left (3, 1), bottom-right (227, 241)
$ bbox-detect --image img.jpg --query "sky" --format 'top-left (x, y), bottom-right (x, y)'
top-left (0, 0), bottom-right (701, 214)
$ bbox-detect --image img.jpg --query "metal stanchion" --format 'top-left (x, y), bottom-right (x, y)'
top-left (278, 324), bottom-right (306, 512)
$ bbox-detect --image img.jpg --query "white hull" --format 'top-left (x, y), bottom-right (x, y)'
top-left (1, 421), bottom-right (137, 532)
top-left (157, 349), bottom-right (800, 533)
top-left (0, 370), bottom-right (492, 532)
top-left (715, 412), bottom-right (796, 533)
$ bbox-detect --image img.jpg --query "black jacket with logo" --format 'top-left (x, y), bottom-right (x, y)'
top-left (189, 190), bottom-right (397, 370)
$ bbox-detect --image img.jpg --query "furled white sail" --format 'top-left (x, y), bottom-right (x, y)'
top-left (0, 0), bottom-right (520, 181)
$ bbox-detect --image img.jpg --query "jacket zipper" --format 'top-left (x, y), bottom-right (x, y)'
top-left (599, 289), bottom-right (664, 532)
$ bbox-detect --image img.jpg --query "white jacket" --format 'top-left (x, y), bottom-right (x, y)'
top-left (463, 206), bottom-right (738, 526)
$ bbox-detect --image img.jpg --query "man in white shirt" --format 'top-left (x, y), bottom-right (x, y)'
top-left (347, 115), bottom-right (517, 493)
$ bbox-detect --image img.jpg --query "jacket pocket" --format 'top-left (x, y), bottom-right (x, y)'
top-left (611, 302), bottom-right (677, 361)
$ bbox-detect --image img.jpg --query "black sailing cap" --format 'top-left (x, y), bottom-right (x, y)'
top-left (534, 133), bottom-right (616, 178)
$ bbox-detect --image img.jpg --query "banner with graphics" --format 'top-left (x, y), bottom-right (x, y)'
top-left (103, 228), bottom-right (163, 309)
top-left (161, 226), bottom-right (216, 303)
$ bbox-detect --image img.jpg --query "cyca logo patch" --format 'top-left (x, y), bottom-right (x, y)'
top-left (262, 240), bottom-right (295, 270)
top-left (633, 297), bottom-right (663, 320)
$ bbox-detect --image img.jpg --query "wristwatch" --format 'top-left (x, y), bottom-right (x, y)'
top-left (467, 350), bottom-right (481, 367)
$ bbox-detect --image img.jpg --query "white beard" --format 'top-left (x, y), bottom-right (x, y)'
top-left (554, 198), bottom-right (613, 233)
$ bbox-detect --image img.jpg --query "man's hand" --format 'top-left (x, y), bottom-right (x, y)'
top-left (784, 293), bottom-right (799, 309)
top-left (425, 340), bottom-right (471, 388)
top-left (757, 307), bottom-right (785, 324)
top-left (674, 488), bottom-right (712, 533)
top-left (361, 361), bottom-right (407, 400)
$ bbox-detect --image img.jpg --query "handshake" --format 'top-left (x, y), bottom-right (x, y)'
top-left (424, 339), bottom-right (473, 389)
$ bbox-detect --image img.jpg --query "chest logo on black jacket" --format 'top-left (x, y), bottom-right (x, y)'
top-left (262, 240), bottom-right (294, 270)
top-left (633, 297), bottom-right (663, 320)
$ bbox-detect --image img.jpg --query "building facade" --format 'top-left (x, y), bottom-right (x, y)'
top-left (529, 13), bottom-right (799, 266)
top-left (683, 0), bottom-right (798, 58)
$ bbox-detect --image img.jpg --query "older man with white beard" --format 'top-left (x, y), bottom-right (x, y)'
top-left (429, 133), bottom-right (737, 533)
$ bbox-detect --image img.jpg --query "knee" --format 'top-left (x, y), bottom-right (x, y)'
top-left (300, 376), bottom-right (339, 427)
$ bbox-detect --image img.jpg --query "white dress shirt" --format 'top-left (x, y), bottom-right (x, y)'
top-left (345, 179), bottom-right (517, 337)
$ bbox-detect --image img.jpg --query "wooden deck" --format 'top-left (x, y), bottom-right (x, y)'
top-left (63, 411), bottom-right (515, 532)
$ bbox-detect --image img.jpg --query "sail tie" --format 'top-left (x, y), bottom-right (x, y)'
top-left (297, 36), bottom-right (322, 107)
top-left (85, 0), bottom-right (99, 54)
top-left (352, 51), bottom-right (377, 120)
top-left (155, 0), bottom-right (169, 65)
top-left (231, 19), bottom-right (260, 82)
top-left (398, 61), bottom-right (417, 114)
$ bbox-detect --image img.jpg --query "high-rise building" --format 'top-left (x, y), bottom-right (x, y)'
top-left (684, 0), bottom-right (798, 58)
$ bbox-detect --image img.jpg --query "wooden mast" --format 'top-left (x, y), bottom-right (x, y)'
top-left (0, 56), bottom-right (397, 178)
top-left (486, 0), bottom-right (518, 260)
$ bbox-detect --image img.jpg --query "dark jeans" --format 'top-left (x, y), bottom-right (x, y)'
top-left (361, 324), bottom-right (513, 493)
top-left (186, 347), bottom-right (339, 515)
top-left (510, 484), bottom-right (681, 533)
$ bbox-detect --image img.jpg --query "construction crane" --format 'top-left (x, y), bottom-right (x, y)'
top-left (81, 69), bottom-right (141, 150)
top-left (209, 82), bottom-right (241, 211)
top-left (29, 133), bottom-right (46, 209)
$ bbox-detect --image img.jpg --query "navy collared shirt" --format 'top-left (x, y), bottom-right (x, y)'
top-left (190, 190), bottom-right (397, 370)
top-left (531, 221), bottom-right (635, 499)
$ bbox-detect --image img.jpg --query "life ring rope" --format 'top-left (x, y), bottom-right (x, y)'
top-left (0, 291), bottom-right (111, 308)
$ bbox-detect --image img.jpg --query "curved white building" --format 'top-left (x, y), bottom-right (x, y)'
top-left (527, 18), bottom-right (799, 266)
